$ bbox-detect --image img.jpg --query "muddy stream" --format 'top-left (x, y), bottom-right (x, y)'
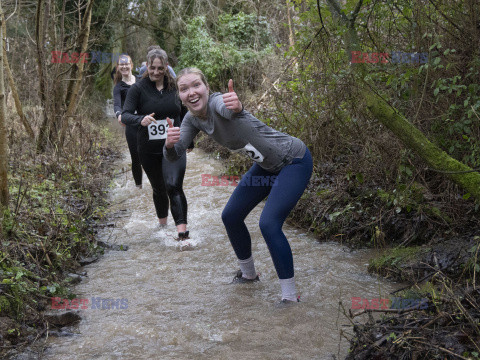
top-left (42, 138), bottom-right (395, 359)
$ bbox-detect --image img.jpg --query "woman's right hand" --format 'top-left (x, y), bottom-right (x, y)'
top-left (141, 113), bottom-right (156, 127)
top-left (166, 117), bottom-right (180, 148)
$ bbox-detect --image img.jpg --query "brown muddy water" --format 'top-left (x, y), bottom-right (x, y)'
top-left (41, 143), bottom-right (396, 360)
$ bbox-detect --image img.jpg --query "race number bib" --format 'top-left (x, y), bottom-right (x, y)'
top-left (148, 119), bottom-right (169, 140)
top-left (233, 143), bottom-right (264, 163)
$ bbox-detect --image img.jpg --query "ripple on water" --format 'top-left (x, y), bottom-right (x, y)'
top-left (43, 149), bottom-right (397, 360)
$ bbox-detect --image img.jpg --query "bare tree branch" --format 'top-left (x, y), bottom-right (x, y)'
top-left (1, 12), bottom-right (35, 138)
top-left (351, 0), bottom-right (364, 24)
top-left (326, 0), bottom-right (349, 23)
top-left (316, 0), bottom-right (329, 36)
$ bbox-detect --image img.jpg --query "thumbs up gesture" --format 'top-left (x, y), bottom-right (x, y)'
top-left (166, 117), bottom-right (180, 148)
top-left (222, 79), bottom-right (243, 113)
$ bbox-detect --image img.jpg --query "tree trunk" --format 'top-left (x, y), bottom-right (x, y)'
top-left (35, 0), bottom-right (52, 153)
top-left (0, 3), bottom-right (10, 208)
top-left (326, 0), bottom-right (480, 200)
top-left (1, 11), bottom-right (35, 138)
top-left (64, 0), bottom-right (93, 115)
top-left (60, 0), bottom-right (93, 146)
top-left (50, 0), bottom-right (67, 140)
top-left (286, 0), bottom-right (295, 48)
top-left (364, 92), bottom-right (480, 199)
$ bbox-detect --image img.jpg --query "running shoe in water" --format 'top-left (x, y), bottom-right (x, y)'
top-left (280, 296), bottom-right (301, 303)
top-left (231, 270), bottom-right (260, 284)
top-left (177, 231), bottom-right (190, 241)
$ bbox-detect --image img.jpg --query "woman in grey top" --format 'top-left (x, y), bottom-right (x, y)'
top-left (165, 68), bottom-right (313, 303)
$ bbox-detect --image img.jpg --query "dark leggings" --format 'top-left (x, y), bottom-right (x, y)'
top-left (221, 149), bottom-right (313, 279)
top-left (125, 125), bottom-right (143, 186)
top-left (138, 151), bottom-right (188, 225)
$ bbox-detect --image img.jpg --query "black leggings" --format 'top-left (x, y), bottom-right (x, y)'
top-left (138, 151), bottom-right (188, 225)
top-left (125, 125), bottom-right (143, 186)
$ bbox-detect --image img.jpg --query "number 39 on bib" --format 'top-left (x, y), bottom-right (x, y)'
top-left (148, 119), bottom-right (169, 140)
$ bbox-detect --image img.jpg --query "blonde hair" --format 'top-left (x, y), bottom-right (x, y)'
top-left (176, 67), bottom-right (209, 90)
top-left (113, 54), bottom-right (133, 85)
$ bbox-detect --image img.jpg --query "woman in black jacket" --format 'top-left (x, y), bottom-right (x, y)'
top-left (113, 54), bottom-right (142, 188)
top-left (121, 49), bottom-right (190, 240)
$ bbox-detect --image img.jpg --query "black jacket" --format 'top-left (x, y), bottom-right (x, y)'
top-left (122, 76), bottom-right (185, 154)
top-left (113, 80), bottom-right (133, 118)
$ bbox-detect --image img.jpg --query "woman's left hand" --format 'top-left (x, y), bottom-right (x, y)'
top-left (222, 79), bottom-right (243, 113)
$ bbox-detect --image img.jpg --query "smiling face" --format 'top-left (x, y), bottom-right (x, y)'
top-left (147, 57), bottom-right (166, 83)
top-left (117, 56), bottom-right (132, 78)
top-left (177, 73), bottom-right (209, 117)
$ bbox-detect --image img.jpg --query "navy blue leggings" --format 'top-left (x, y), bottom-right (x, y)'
top-left (221, 149), bottom-right (313, 279)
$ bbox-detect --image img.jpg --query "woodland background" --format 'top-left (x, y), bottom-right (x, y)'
top-left (0, 0), bottom-right (479, 358)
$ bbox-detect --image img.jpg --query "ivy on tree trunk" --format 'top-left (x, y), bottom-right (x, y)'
top-left (325, 0), bottom-right (480, 200)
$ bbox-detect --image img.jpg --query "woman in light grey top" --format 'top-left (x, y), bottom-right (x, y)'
top-left (165, 68), bottom-right (312, 303)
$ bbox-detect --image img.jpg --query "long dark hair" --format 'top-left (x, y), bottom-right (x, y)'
top-left (143, 49), bottom-right (176, 91)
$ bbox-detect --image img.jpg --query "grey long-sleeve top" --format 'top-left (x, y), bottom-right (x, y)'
top-left (164, 93), bottom-right (306, 173)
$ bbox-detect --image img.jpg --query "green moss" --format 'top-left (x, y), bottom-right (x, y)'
top-left (94, 63), bottom-right (114, 99)
top-left (364, 90), bottom-right (480, 201)
top-left (0, 281), bottom-right (26, 319)
top-left (377, 189), bottom-right (391, 203)
top-left (0, 296), bottom-right (11, 315)
top-left (424, 206), bottom-right (453, 223)
top-left (369, 246), bottom-right (429, 273)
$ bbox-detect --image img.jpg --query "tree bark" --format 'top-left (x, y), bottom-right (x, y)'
top-left (60, 0), bottom-right (93, 146)
top-left (325, 0), bottom-right (480, 200)
top-left (50, 0), bottom-right (67, 140)
top-left (286, 0), bottom-right (295, 48)
top-left (1, 11), bottom-right (35, 138)
top-left (364, 92), bottom-right (480, 199)
top-left (64, 0), bottom-right (93, 113)
top-left (0, 3), bottom-right (10, 208)
top-left (35, 0), bottom-right (52, 153)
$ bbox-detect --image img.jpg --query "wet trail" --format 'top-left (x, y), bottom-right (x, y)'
top-left (42, 139), bottom-right (395, 359)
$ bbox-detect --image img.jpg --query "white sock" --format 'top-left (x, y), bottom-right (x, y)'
top-left (238, 256), bottom-right (257, 279)
top-left (279, 277), bottom-right (297, 301)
